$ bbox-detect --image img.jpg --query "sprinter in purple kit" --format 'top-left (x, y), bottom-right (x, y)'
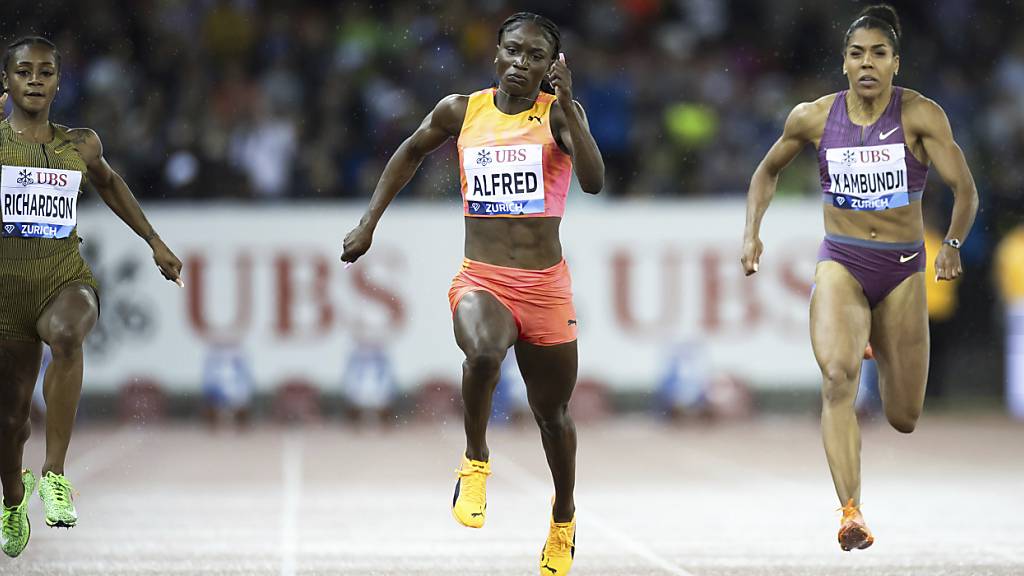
top-left (740, 5), bottom-right (978, 551)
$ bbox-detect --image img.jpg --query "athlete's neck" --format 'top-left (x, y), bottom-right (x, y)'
top-left (845, 86), bottom-right (893, 126)
top-left (7, 108), bottom-right (53, 143)
top-left (494, 85), bottom-right (538, 115)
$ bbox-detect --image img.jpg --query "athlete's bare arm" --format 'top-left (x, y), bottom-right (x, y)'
top-left (548, 55), bottom-right (604, 194)
top-left (903, 91), bottom-right (979, 280)
top-left (741, 96), bottom-right (830, 275)
top-left (70, 127), bottom-right (183, 285)
top-left (341, 94), bottom-right (468, 263)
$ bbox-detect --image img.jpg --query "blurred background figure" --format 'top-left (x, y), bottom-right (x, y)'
top-left (340, 340), bottom-right (397, 426)
top-left (201, 342), bottom-right (255, 430)
top-left (656, 341), bottom-right (712, 421)
top-left (995, 224), bottom-right (1024, 419)
top-left (490, 349), bottom-right (530, 425)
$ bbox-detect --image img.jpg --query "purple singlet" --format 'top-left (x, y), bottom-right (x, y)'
top-left (819, 87), bottom-right (929, 211)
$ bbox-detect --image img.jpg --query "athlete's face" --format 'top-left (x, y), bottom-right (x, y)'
top-left (3, 44), bottom-right (60, 114)
top-left (495, 23), bottom-right (555, 97)
top-left (843, 28), bottom-right (899, 99)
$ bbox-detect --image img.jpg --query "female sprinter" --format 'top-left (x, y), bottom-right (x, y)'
top-left (741, 5), bottom-right (978, 551)
top-left (341, 13), bottom-right (603, 575)
top-left (0, 37), bottom-right (182, 557)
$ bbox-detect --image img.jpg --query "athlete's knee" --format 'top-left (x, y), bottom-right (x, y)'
top-left (821, 363), bottom-right (858, 407)
top-left (47, 322), bottom-right (87, 359)
top-left (885, 406), bottom-right (920, 433)
top-left (0, 408), bottom-right (30, 438)
top-left (462, 349), bottom-right (505, 379)
top-left (532, 403), bottom-right (573, 434)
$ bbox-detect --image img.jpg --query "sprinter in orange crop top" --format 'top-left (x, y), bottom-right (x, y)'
top-left (341, 12), bottom-right (603, 576)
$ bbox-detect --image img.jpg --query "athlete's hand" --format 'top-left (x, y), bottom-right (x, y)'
top-left (341, 222), bottom-right (373, 264)
top-left (150, 238), bottom-right (184, 287)
top-left (741, 236), bottom-right (763, 276)
top-left (934, 244), bottom-right (962, 281)
top-left (548, 53), bottom-right (572, 104)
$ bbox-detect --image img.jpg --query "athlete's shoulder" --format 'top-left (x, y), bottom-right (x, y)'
top-left (432, 94), bottom-right (470, 134)
top-left (899, 88), bottom-right (948, 129)
top-left (900, 88), bottom-right (942, 115)
top-left (784, 94), bottom-right (834, 137)
top-left (64, 127), bottom-right (102, 161)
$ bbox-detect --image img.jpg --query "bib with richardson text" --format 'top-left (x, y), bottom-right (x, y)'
top-left (462, 144), bottom-right (545, 216)
top-left (1, 165), bottom-right (82, 238)
top-left (825, 143), bottom-right (909, 211)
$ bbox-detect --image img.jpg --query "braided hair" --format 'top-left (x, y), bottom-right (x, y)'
top-left (3, 36), bottom-right (60, 74)
top-left (497, 12), bottom-right (561, 94)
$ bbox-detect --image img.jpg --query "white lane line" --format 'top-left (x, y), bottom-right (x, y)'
top-left (280, 431), bottom-right (303, 576)
top-left (498, 454), bottom-right (700, 576)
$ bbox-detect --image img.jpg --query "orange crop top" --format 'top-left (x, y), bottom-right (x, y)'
top-left (457, 88), bottom-right (573, 217)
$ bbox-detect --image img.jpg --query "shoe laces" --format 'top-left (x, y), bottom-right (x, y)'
top-left (456, 465), bottom-right (490, 503)
top-left (1, 507), bottom-right (23, 542)
top-left (46, 473), bottom-right (75, 505)
top-left (839, 499), bottom-right (863, 523)
top-left (544, 524), bottom-right (573, 556)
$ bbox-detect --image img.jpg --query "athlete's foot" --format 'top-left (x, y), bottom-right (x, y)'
top-left (452, 454), bottom-right (490, 528)
top-left (838, 498), bottom-right (874, 551)
top-left (38, 471), bottom-right (78, 528)
top-left (1, 470), bottom-right (36, 557)
top-left (540, 514), bottom-right (576, 575)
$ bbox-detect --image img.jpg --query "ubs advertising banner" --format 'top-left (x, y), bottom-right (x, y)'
top-left (74, 200), bottom-right (822, 393)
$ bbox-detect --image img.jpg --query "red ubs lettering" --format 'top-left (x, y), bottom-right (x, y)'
top-left (35, 172), bottom-right (69, 187)
top-left (495, 149), bottom-right (526, 163)
top-left (858, 149), bottom-right (891, 163)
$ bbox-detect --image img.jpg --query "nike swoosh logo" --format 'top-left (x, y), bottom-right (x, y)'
top-left (879, 127), bottom-right (900, 140)
top-left (899, 252), bottom-right (919, 263)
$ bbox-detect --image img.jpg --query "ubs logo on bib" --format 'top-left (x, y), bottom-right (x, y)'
top-left (840, 149), bottom-right (894, 166)
top-left (3, 224), bottom-right (13, 234)
top-left (476, 150), bottom-right (492, 167)
top-left (15, 168), bottom-right (69, 188)
top-left (836, 196), bottom-right (846, 206)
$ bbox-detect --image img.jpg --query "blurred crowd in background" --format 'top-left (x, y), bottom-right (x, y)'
top-left (2, 1), bottom-right (1023, 404)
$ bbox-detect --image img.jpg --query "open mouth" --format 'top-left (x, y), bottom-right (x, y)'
top-left (857, 76), bottom-right (878, 88)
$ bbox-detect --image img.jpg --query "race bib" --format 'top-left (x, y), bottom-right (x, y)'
top-left (1, 165), bottom-right (82, 238)
top-left (826, 144), bottom-right (909, 211)
top-left (463, 144), bottom-right (545, 216)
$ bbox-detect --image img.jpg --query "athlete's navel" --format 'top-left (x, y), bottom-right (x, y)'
top-left (870, 229), bottom-right (878, 239)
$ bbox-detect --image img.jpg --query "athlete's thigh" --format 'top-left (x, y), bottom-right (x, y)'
top-left (870, 272), bottom-right (928, 411)
top-left (453, 290), bottom-right (518, 354)
top-left (811, 261), bottom-right (872, 376)
top-left (35, 283), bottom-right (99, 344)
top-left (0, 339), bottom-right (43, 418)
top-left (515, 340), bottom-right (577, 408)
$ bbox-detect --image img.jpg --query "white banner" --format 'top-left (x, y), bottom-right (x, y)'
top-left (74, 200), bottom-right (823, 394)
